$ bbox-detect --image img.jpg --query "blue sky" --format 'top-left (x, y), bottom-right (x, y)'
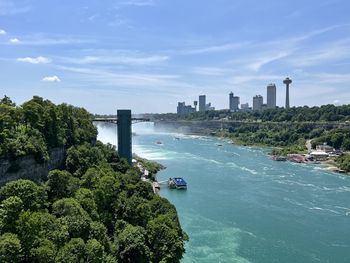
top-left (1, 0), bottom-right (350, 113)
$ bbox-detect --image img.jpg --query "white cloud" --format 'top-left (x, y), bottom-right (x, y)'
top-left (0, 0), bottom-right (31, 16)
top-left (17, 56), bottom-right (51, 64)
top-left (119, 0), bottom-right (155, 7)
top-left (0, 29), bottom-right (6, 35)
top-left (59, 54), bottom-right (169, 65)
top-left (42, 76), bottom-right (61, 82)
top-left (183, 42), bottom-right (249, 55)
top-left (9, 38), bottom-right (20, 44)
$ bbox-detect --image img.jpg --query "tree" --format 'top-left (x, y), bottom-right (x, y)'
top-left (65, 144), bottom-right (104, 176)
top-left (147, 215), bottom-right (186, 263)
top-left (0, 196), bottom-right (23, 233)
top-left (0, 233), bottom-right (22, 263)
top-left (46, 170), bottom-right (79, 202)
top-left (114, 223), bottom-right (151, 263)
top-left (86, 239), bottom-right (105, 263)
top-left (52, 198), bottom-right (92, 239)
top-left (55, 238), bottom-right (86, 263)
top-left (0, 180), bottom-right (47, 211)
top-left (16, 211), bottom-right (69, 259)
top-left (75, 188), bottom-right (99, 221)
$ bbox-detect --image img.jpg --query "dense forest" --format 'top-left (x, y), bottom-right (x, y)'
top-left (0, 96), bottom-right (187, 262)
top-left (0, 95), bottom-right (97, 162)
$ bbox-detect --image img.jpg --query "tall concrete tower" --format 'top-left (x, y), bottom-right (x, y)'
top-left (194, 101), bottom-right (198, 111)
top-left (267, 84), bottom-right (277, 109)
top-left (283, 77), bottom-right (292, 109)
top-left (117, 110), bottom-right (132, 164)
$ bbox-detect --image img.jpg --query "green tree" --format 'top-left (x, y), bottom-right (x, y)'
top-left (55, 238), bottom-right (86, 263)
top-left (52, 198), bottom-right (92, 239)
top-left (0, 196), bottom-right (23, 233)
top-left (0, 233), bottom-right (22, 263)
top-left (114, 223), bottom-right (151, 263)
top-left (46, 170), bottom-right (79, 202)
top-left (0, 180), bottom-right (47, 211)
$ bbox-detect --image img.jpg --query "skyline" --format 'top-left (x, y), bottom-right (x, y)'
top-left (1, 0), bottom-right (350, 113)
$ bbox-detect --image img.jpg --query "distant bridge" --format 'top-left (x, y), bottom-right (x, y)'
top-left (93, 111), bottom-right (150, 164)
top-left (93, 117), bottom-right (150, 124)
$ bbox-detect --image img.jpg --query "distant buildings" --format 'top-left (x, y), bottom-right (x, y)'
top-left (194, 101), bottom-right (198, 111)
top-left (229, 92), bottom-right (240, 111)
top-left (267, 84), bottom-right (277, 109)
top-left (205, 103), bottom-right (215, 111)
top-left (253, 95), bottom-right (263, 111)
top-left (199, 95), bottom-right (206, 112)
top-left (176, 77), bottom-right (292, 114)
top-left (177, 102), bottom-right (195, 115)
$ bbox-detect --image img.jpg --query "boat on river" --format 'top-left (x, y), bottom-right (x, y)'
top-left (168, 177), bottom-right (187, 189)
top-left (271, 155), bottom-right (287, 161)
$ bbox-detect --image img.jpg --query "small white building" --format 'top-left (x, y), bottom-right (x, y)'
top-left (316, 143), bottom-right (334, 153)
top-left (310, 151), bottom-right (329, 161)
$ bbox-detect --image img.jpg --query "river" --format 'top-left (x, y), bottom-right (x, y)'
top-left (96, 122), bottom-right (350, 263)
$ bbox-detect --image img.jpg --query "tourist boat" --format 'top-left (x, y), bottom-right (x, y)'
top-left (168, 177), bottom-right (187, 189)
top-left (271, 155), bottom-right (287, 161)
top-left (156, 141), bottom-right (163, 145)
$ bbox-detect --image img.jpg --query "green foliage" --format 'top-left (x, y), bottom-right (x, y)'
top-left (114, 222), bottom-right (151, 263)
top-left (336, 155), bottom-right (350, 172)
top-left (0, 233), bottom-right (22, 263)
top-left (47, 170), bottom-right (79, 202)
top-left (0, 196), bottom-right (23, 233)
top-left (0, 96), bottom-right (97, 161)
top-left (0, 180), bottom-right (47, 211)
top-left (65, 143), bottom-right (104, 176)
top-left (0, 96), bottom-right (187, 263)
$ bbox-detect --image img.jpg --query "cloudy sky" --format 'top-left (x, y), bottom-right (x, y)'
top-left (1, 0), bottom-right (350, 113)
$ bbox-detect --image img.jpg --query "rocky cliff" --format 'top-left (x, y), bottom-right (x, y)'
top-left (0, 147), bottom-right (65, 185)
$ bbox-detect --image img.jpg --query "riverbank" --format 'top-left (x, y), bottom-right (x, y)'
top-left (129, 124), bottom-right (350, 263)
top-left (214, 129), bottom-right (350, 175)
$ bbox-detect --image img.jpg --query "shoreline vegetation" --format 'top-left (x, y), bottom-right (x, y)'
top-left (150, 105), bottom-right (350, 175)
top-left (0, 96), bottom-right (187, 262)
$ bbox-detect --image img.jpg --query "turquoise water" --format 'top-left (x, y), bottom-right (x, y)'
top-left (97, 123), bottom-right (350, 263)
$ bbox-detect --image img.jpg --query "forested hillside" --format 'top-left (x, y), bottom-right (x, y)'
top-left (0, 96), bottom-right (187, 262)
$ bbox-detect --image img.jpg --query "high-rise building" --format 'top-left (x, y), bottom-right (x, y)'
top-left (193, 101), bottom-right (198, 111)
top-left (283, 77), bottom-right (292, 109)
top-left (229, 92), bottom-right (240, 111)
top-left (177, 102), bottom-right (195, 115)
top-left (267, 84), bottom-right (277, 109)
top-left (199, 95), bottom-right (206, 112)
top-left (241, 103), bottom-right (249, 110)
top-left (253, 95), bottom-right (263, 111)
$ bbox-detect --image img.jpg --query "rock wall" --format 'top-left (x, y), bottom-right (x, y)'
top-left (0, 147), bottom-right (65, 186)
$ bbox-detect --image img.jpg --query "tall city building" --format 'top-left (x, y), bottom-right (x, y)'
top-left (267, 83), bottom-right (277, 109)
top-left (177, 102), bottom-right (195, 115)
top-left (229, 92), bottom-right (240, 111)
top-left (253, 95), bottom-right (263, 111)
top-left (193, 101), bottom-right (198, 111)
top-left (199, 95), bottom-right (206, 112)
top-left (283, 77), bottom-right (292, 109)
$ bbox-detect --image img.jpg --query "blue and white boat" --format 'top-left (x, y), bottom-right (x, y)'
top-left (168, 177), bottom-right (187, 189)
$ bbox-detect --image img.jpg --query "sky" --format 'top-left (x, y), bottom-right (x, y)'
top-left (1, 0), bottom-right (350, 114)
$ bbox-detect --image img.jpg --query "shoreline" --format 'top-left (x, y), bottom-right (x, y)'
top-left (159, 128), bottom-right (350, 176)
